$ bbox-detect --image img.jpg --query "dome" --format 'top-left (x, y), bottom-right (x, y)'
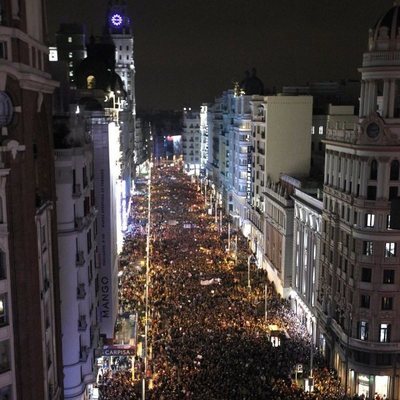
top-left (74, 39), bottom-right (125, 95)
top-left (369, 3), bottom-right (400, 50)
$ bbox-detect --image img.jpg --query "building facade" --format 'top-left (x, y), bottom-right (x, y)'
top-left (318, 4), bottom-right (400, 398)
top-left (248, 95), bottom-right (313, 295)
top-left (54, 110), bottom-right (100, 400)
top-left (182, 109), bottom-right (201, 174)
top-left (0, 0), bottom-right (63, 398)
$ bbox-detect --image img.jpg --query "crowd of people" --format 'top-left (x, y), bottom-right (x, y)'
top-left (99, 162), bottom-right (353, 399)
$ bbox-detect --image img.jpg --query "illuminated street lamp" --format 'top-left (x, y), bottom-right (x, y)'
top-left (247, 254), bottom-right (256, 290)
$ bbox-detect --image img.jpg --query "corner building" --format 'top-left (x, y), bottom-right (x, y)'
top-left (318, 4), bottom-right (400, 398)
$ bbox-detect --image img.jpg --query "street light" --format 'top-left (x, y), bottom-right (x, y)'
top-left (264, 281), bottom-right (268, 323)
top-left (247, 254), bottom-right (256, 290)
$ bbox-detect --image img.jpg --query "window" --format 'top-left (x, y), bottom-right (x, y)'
top-left (68, 51), bottom-right (72, 58)
top-left (87, 230), bottom-right (92, 253)
top-left (68, 36), bottom-right (72, 43)
top-left (383, 269), bottom-right (395, 284)
top-left (40, 225), bottom-right (46, 246)
top-left (389, 186), bottom-right (398, 200)
top-left (311, 126), bottom-right (315, 135)
top-left (360, 294), bottom-right (370, 308)
top-left (367, 185), bottom-right (377, 200)
top-left (0, 42), bottom-right (7, 60)
top-left (376, 353), bottom-right (392, 366)
top-left (0, 252), bottom-right (5, 280)
top-left (379, 323), bottom-right (391, 342)
top-left (384, 242), bottom-right (396, 257)
top-left (359, 321), bottom-right (368, 340)
top-left (387, 215), bottom-right (391, 229)
top-left (361, 267), bottom-right (372, 282)
top-left (381, 297), bottom-right (393, 310)
top-left (370, 160), bottom-right (378, 180)
top-left (318, 126), bottom-right (324, 135)
top-left (363, 241), bottom-right (373, 256)
top-left (390, 160), bottom-right (399, 180)
top-left (0, 340), bottom-right (10, 373)
top-left (0, 294), bottom-right (7, 326)
top-left (365, 213), bottom-right (375, 227)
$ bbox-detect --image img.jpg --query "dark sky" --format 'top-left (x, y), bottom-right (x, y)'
top-left (46, 0), bottom-right (393, 111)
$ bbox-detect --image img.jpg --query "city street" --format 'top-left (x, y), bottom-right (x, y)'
top-left (100, 162), bottom-right (346, 399)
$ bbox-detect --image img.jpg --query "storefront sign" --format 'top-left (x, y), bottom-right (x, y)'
top-left (103, 345), bottom-right (136, 356)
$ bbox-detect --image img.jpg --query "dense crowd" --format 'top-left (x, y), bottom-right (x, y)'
top-left (100, 162), bottom-right (352, 399)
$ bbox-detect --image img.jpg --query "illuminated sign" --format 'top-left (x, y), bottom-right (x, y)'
top-left (110, 13), bottom-right (123, 27)
top-left (103, 345), bottom-right (135, 356)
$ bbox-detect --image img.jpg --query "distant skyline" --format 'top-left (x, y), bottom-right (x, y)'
top-left (46, 0), bottom-right (393, 111)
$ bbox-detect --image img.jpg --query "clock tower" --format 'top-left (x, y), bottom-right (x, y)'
top-left (106, 0), bottom-right (136, 112)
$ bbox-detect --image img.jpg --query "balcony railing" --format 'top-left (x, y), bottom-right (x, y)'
top-left (72, 184), bottom-right (81, 198)
top-left (78, 316), bottom-right (87, 331)
top-left (77, 283), bottom-right (86, 299)
top-left (76, 251), bottom-right (85, 266)
top-left (79, 346), bottom-right (89, 362)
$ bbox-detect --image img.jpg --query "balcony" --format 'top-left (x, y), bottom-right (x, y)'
top-left (78, 316), bottom-right (87, 331)
top-left (74, 217), bottom-right (84, 231)
top-left (253, 115), bottom-right (265, 122)
top-left (76, 251), bottom-right (85, 266)
top-left (79, 346), bottom-right (89, 362)
top-left (77, 283), bottom-right (86, 299)
top-left (72, 184), bottom-right (81, 198)
top-left (257, 147), bottom-right (265, 155)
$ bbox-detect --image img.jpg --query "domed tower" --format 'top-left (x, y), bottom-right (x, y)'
top-left (360, 1), bottom-right (400, 120)
top-left (318, 2), bottom-right (400, 399)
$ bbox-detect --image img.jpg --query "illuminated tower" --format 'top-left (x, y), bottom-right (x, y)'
top-left (106, 0), bottom-right (136, 114)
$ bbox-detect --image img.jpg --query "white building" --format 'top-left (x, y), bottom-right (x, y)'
top-left (182, 109), bottom-right (201, 175)
top-left (291, 186), bottom-right (323, 344)
top-left (248, 95), bottom-right (313, 295)
top-left (318, 3), bottom-right (400, 398)
top-left (54, 111), bottom-right (100, 399)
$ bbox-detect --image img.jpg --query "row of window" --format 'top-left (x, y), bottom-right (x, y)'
top-left (360, 294), bottom-right (394, 310)
top-left (361, 267), bottom-right (395, 283)
top-left (324, 202), bottom-right (392, 231)
top-left (362, 241), bottom-right (397, 257)
top-left (311, 126), bottom-right (324, 135)
top-left (369, 159), bottom-right (400, 181)
top-left (358, 321), bottom-right (391, 343)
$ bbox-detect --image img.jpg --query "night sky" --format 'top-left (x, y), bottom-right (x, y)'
top-left (46, 0), bottom-right (393, 111)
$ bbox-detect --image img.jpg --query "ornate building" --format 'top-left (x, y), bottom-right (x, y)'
top-left (318, 3), bottom-right (400, 398)
top-left (0, 0), bottom-right (63, 398)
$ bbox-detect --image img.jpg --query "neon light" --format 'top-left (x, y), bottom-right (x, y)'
top-left (111, 13), bottom-right (123, 27)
